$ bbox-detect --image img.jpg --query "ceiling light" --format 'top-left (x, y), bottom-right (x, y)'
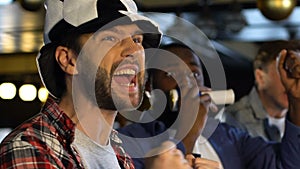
top-left (19, 0), bottom-right (43, 11)
top-left (257, 0), bottom-right (297, 21)
top-left (19, 84), bottom-right (37, 101)
top-left (38, 87), bottom-right (48, 102)
top-left (0, 82), bottom-right (16, 100)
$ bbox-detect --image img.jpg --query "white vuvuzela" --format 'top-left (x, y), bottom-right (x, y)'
top-left (202, 89), bottom-right (235, 105)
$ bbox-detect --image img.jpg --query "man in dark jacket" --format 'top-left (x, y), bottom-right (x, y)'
top-left (118, 37), bottom-right (300, 169)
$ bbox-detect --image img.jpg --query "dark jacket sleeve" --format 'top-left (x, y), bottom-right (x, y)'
top-left (211, 121), bottom-right (300, 169)
top-left (280, 120), bottom-right (300, 168)
top-left (118, 121), bottom-right (185, 169)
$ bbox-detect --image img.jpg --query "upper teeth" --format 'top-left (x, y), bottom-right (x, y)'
top-left (120, 83), bottom-right (135, 87)
top-left (114, 69), bottom-right (136, 76)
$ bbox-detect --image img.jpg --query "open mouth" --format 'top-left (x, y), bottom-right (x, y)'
top-left (113, 65), bottom-right (138, 91)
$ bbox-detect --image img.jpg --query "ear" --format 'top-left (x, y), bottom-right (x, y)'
top-left (55, 46), bottom-right (78, 75)
top-left (254, 68), bottom-right (266, 90)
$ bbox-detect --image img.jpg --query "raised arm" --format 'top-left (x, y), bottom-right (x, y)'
top-left (277, 49), bottom-right (300, 168)
top-left (277, 49), bottom-right (300, 126)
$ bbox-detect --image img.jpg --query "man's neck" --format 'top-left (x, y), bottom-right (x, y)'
top-left (265, 106), bottom-right (287, 119)
top-left (259, 93), bottom-right (287, 118)
top-left (58, 92), bottom-right (117, 146)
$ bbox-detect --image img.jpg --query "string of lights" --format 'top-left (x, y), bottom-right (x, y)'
top-left (0, 82), bottom-right (48, 102)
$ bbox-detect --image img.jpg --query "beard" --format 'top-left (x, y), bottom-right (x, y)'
top-left (77, 48), bottom-right (145, 111)
top-left (94, 61), bottom-right (145, 111)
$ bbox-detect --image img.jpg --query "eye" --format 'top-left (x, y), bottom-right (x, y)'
top-left (132, 35), bottom-right (143, 44)
top-left (192, 72), bottom-right (200, 78)
top-left (102, 35), bottom-right (117, 42)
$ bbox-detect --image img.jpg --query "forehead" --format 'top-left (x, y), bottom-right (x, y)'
top-left (77, 24), bottom-right (143, 47)
top-left (96, 24), bottom-right (143, 36)
top-left (163, 47), bottom-right (201, 68)
top-left (169, 47), bottom-right (199, 60)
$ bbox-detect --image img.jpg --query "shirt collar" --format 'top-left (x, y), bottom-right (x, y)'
top-left (249, 87), bottom-right (268, 119)
top-left (42, 97), bottom-right (76, 144)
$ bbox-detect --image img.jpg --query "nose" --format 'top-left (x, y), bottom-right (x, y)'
top-left (120, 37), bottom-right (142, 58)
top-left (180, 72), bottom-right (193, 88)
top-left (184, 76), bottom-right (192, 88)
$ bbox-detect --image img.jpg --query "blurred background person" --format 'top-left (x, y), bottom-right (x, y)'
top-left (222, 40), bottom-right (300, 142)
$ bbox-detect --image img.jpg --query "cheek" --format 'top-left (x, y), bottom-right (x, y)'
top-left (99, 57), bottom-right (114, 72)
top-left (270, 72), bottom-right (284, 87)
top-left (155, 78), bottom-right (178, 92)
top-left (267, 74), bottom-right (286, 94)
top-left (138, 55), bottom-right (145, 69)
top-left (274, 74), bottom-right (282, 84)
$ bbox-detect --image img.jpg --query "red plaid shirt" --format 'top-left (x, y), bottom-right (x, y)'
top-left (0, 98), bottom-right (134, 169)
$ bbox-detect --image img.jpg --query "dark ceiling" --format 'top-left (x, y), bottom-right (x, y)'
top-left (136, 0), bottom-right (300, 41)
top-left (1, 0), bottom-right (300, 54)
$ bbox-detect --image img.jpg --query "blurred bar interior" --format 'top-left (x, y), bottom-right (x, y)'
top-left (1, 0), bottom-right (300, 140)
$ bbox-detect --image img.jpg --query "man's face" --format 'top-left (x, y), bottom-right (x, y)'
top-left (258, 61), bottom-right (289, 111)
top-left (79, 24), bottom-right (145, 111)
top-left (152, 47), bottom-right (204, 92)
top-left (150, 46), bottom-right (204, 127)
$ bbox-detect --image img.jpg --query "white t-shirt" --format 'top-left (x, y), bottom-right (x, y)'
top-left (193, 135), bottom-right (224, 169)
top-left (73, 129), bottom-right (121, 169)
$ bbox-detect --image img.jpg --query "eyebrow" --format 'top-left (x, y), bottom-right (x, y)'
top-left (107, 27), bottom-right (144, 36)
top-left (189, 61), bottom-right (201, 67)
top-left (164, 62), bottom-right (179, 68)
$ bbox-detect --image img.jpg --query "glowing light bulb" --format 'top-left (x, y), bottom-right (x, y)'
top-left (0, 83), bottom-right (16, 100)
top-left (38, 87), bottom-right (48, 102)
top-left (19, 84), bottom-right (37, 101)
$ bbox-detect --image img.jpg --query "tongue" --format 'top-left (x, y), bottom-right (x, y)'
top-left (113, 75), bottom-right (135, 85)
